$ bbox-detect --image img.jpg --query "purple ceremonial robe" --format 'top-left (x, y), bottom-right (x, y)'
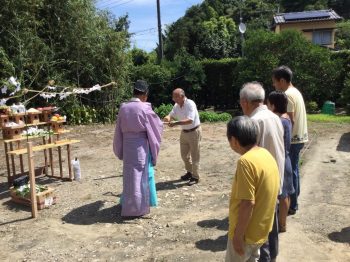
top-left (113, 98), bottom-right (163, 217)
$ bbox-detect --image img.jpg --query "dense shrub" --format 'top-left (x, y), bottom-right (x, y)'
top-left (306, 101), bottom-right (319, 113)
top-left (331, 50), bottom-right (350, 108)
top-left (153, 104), bottom-right (232, 122)
top-left (240, 30), bottom-right (341, 106)
top-left (199, 111), bottom-right (232, 122)
top-left (201, 58), bottom-right (240, 109)
top-left (154, 104), bottom-right (173, 119)
top-left (131, 64), bottom-right (172, 106)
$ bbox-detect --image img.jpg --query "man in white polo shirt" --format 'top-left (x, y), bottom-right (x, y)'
top-left (164, 88), bottom-right (201, 186)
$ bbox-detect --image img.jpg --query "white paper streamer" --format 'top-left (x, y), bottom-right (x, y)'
top-left (1, 85), bottom-right (7, 94)
top-left (0, 98), bottom-right (8, 106)
top-left (8, 76), bottom-right (18, 86)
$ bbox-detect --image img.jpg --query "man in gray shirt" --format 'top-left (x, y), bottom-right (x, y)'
top-left (239, 82), bottom-right (285, 262)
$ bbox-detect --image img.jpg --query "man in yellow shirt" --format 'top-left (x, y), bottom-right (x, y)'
top-left (226, 116), bottom-right (280, 262)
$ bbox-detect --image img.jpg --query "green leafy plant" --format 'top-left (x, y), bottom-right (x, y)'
top-left (306, 101), bottom-right (319, 113)
top-left (199, 111), bottom-right (232, 122)
top-left (15, 184), bottom-right (48, 198)
top-left (154, 104), bottom-right (173, 119)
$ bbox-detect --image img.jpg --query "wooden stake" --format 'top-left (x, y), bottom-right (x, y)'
top-left (56, 133), bottom-right (63, 177)
top-left (48, 136), bottom-right (54, 177)
top-left (4, 142), bottom-right (11, 186)
top-left (42, 137), bottom-right (48, 175)
top-left (9, 142), bottom-right (16, 177)
top-left (58, 146), bottom-right (63, 178)
top-left (18, 141), bottom-right (24, 175)
top-left (67, 144), bottom-right (72, 181)
top-left (27, 142), bottom-right (38, 218)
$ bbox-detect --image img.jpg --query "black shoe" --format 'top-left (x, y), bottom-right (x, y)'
top-left (188, 177), bottom-right (199, 186)
top-left (181, 172), bottom-right (192, 181)
top-left (288, 208), bottom-right (297, 216)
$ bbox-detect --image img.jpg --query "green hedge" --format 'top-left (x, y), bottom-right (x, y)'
top-left (153, 104), bottom-right (232, 122)
top-left (199, 111), bottom-right (232, 122)
top-left (201, 58), bottom-right (240, 109)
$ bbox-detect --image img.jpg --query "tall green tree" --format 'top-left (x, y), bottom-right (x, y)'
top-left (196, 16), bottom-right (237, 59)
top-left (163, 0), bottom-right (279, 60)
top-left (281, 0), bottom-right (350, 18)
top-left (336, 21), bottom-right (350, 49)
top-left (0, 0), bottom-right (131, 122)
top-left (239, 29), bottom-right (341, 105)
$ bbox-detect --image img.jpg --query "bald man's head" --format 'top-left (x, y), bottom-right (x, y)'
top-left (172, 88), bottom-right (186, 105)
top-left (173, 88), bottom-right (185, 96)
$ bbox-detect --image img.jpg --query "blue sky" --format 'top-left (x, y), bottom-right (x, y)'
top-left (96, 0), bottom-right (204, 51)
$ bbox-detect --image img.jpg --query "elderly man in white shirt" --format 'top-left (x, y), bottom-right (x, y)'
top-left (239, 82), bottom-right (285, 262)
top-left (164, 88), bottom-right (201, 186)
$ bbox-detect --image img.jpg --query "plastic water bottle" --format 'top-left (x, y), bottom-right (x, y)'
top-left (71, 158), bottom-right (81, 181)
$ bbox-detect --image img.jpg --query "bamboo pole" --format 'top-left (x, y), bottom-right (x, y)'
top-left (42, 137), bottom-right (48, 175)
top-left (18, 141), bottom-right (24, 175)
top-left (67, 144), bottom-right (72, 181)
top-left (56, 133), bottom-right (63, 178)
top-left (58, 146), bottom-right (63, 178)
top-left (48, 135), bottom-right (54, 177)
top-left (27, 142), bottom-right (38, 218)
top-left (4, 142), bottom-right (11, 186)
top-left (9, 142), bottom-right (16, 177)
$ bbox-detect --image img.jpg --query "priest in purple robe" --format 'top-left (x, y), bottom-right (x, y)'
top-left (113, 80), bottom-right (163, 217)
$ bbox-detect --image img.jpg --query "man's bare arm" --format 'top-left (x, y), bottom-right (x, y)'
top-left (232, 199), bottom-right (255, 256)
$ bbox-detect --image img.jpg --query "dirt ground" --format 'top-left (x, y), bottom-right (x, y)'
top-left (0, 121), bottom-right (349, 262)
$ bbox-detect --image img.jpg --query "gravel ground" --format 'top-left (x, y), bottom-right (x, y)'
top-left (0, 122), bottom-right (349, 261)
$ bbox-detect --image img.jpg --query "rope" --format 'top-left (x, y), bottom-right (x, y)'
top-left (1, 82), bottom-right (117, 105)
top-left (300, 130), bottom-right (318, 160)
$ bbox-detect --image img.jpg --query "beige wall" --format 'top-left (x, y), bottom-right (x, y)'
top-left (275, 20), bottom-right (337, 48)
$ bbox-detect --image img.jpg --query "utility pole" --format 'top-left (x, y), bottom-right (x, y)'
top-left (156, 0), bottom-right (163, 61)
top-left (239, 0), bottom-right (246, 57)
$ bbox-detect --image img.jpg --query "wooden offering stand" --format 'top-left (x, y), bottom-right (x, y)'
top-left (40, 107), bottom-right (54, 122)
top-left (2, 125), bottom-right (25, 139)
top-left (10, 113), bottom-right (25, 124)
top-left (0, 115), bottom-right (10, 127)
top-left (50, 120), bottom-right (66, 133)
top-left (27, 112), bottom-right (41, 124)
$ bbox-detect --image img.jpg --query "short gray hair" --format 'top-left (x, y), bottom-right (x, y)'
top-left (227, 116), bottom-right (257, 147)
top-left (240, 81), bottom-right (265, 102)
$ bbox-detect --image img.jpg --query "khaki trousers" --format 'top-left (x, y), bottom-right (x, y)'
top-left (179, 127), bottom-right (202, 179)
top-left (225, 239), bottom-right (261, 262)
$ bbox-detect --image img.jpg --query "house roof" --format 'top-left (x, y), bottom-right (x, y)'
top-left (274, 9), bottom-right (342, 25)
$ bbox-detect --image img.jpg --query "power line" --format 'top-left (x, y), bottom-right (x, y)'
top-left (101, 0), bottom-right (135, 9)
top-left (130, 27), bottom-right (157, 35)
top-left (98, 0), bottom-right (125, 9)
